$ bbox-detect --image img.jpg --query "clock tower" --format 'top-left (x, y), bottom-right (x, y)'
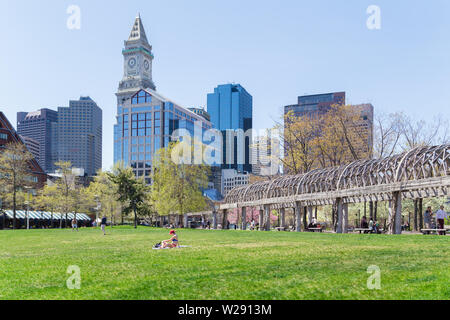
top-left (117, 14), bottom-right (156, 103)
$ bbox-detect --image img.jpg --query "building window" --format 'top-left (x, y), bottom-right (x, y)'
top-left (131, 90), bottom-right (152, 105)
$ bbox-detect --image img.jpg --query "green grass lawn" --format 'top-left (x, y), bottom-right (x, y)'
top-left (0, 226), bottom-right (448, 300)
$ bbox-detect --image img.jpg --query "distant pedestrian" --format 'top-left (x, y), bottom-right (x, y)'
top-left (424, 207), bottom-right (433, 229)
top-left (436, 205), bottom-right (448, 235)
top-left (101, 216), bottom-right (107, 235)
top-left (71, 218), bottom-right (78, 232)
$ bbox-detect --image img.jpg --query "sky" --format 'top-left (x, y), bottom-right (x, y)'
top-left (1, 0), bottom-right (449, 170)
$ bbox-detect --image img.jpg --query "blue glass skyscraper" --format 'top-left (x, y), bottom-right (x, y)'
top-left (207, 84), bottom-right (253, 173)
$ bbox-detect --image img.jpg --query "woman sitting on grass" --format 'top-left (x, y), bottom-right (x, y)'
top-left (161, 230), bottom-right (179, 249)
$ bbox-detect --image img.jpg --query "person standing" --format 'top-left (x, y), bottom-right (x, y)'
top-left (435, 206), bottom-right (448, 236)
top-left (424, 207), bottom-right (433, 229)
top-left (71, 218), bottom-right (78, 232)
top-left (101, 216), bottom-right (107, 235)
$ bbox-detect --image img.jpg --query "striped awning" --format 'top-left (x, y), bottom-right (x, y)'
top-left (3, 210), bottom-right (91, 221)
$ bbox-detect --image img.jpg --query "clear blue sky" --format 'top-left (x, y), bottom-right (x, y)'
top-left (1, 0), bottom-right (449, 170)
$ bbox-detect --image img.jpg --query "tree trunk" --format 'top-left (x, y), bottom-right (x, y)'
top-left (133, 205), bottom-right (137, 229)
top-left (12, 187), bottom-right (16, 230)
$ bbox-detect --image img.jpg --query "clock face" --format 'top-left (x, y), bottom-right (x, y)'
top-left (144, 60), bottom-right (150, 71)
top-left (128, 57), bottom-right (137, 69)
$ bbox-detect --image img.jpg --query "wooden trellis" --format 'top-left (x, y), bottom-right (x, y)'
top-left (221, 144), bottom-right (450, 210)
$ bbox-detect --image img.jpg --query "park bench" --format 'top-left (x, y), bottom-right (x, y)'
top-left (420, 229), bottom-right (448, 235)
top-left (354, 228), bottom-right (372, 234)
top-left (275, 227), bottom-right (287, 231)
top-left (308, 227), bottom-right (323, 233)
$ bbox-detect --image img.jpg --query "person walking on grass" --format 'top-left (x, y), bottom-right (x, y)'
top-left (101, 216), bottom-right (107, 235)
top-left (435, 205), bottom-right (448, 236)
top-left (71, 218), bottom-right (78, 232)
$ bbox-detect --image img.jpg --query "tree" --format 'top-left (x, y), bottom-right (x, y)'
top-left (87, 167), bottom-right (121, 228)
top-left (107, 166), bottom-right (148, 229)
top-left (151, 141), bottom-right (210, 226)
top-left (52, 161), bottom-right (81, 228)
top-left (0, 143), bottom-right (35, 229)
top-left (35, 184), bottom-right (59, 227)
top-left (279, 111), bottom-right (318, 174)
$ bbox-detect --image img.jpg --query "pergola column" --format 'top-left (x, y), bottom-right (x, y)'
top-left (212, 210), bottom-right (218, 230)
top-left (259, 208), bottom-right (264, 231)
top-left (343, 202), bottom-right (349, 234)
top-left (264, 205), bottom-right (271, 231)
top-left (222, 209), bottom-right (228, 230)
top-left (336, 198), bottom-right (344, 234)
top-left (308, 206), bottom-right (313, 224)
top-left (393, 191), bottom-right (402, 235)
top-left (280, 208), bottom-right (286, 229)
top-left (295, 202), bottom-right (302, 232)
top-left (241, 207), bottom-right (247, 230)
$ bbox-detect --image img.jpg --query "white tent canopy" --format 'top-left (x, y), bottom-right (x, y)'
top-left (3, 210), bottom-right (91, 221)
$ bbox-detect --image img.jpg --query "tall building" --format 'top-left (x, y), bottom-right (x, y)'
top-left (114, 15), bottom-right (212, 182)
top-left (283, 92), bottom-right (374, 170)
top-left (57, 97), bottom-right (102, 176)
top-left (221, 169), bottom-right (249, 196)
top-left (20, 135), bottom-right (40, 163)
top-left (284, 92), bottom-right (345, 118)
top-left (188, 107), bottom-right (211, 122)
top-left (0, 112), bottom-right (47, 188)
top-left (252, 133), bottom-right (280, 177)
top-left (17, 108), bottom-right (58, 173)
top-left (207, 84), bottom-right (253, 173)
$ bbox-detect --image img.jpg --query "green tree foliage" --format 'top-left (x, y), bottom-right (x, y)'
top-left (0, 143), bottom-right (35, 229)
top-left (107, 166), bottom-right (148, 228)
top-left (87, 167), bottom-right (121, 227)
top-left (151, 141), bottom-right (210, 224)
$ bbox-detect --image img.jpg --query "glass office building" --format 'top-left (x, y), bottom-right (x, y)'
top-left (114, 89), bottom-right (212, 183)
top-left (207, 84), bottom-right (253, 173)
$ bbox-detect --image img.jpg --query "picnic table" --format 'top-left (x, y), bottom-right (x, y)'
top-left (354, 228), bottom-right (372, 234)
top-left (308, 227), bottom-right (323, 233)
top-left (421, 229), bottom-right (448, 235)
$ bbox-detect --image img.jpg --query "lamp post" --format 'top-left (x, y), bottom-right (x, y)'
top-left (25, 200), bottom-right (30, 230)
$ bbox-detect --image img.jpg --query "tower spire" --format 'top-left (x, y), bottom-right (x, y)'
top-left (128, 14), bottom-right (148, 43)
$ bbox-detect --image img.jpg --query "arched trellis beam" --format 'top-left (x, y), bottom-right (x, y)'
top-left (221, 144), bottom-right (450, 210)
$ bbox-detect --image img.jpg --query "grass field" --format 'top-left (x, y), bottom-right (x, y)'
top-left (0, 226), bottom-right (448, 300)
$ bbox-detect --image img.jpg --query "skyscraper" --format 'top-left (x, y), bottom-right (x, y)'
top-left (17, 108), bottom-right (58, 173)
top-left (207, 84), bottom-right (253, 173)
top-left (114, 15), bottom-right (212, 182)
top-left (284, 92), bottom-right (345, 118)
top-left (57, 97), bottom-right (102, 176)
